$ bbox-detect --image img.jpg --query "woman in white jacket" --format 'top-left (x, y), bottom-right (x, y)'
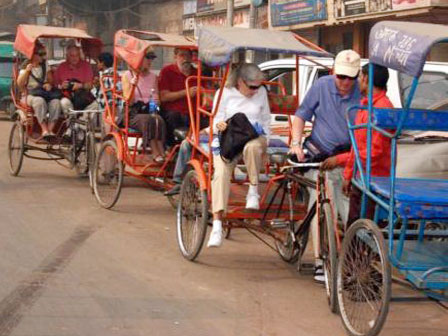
top-left (208, 63), bottom-right (271, 248)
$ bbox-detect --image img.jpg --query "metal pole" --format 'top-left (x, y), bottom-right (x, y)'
top-left (47, 0), bottom-right (54, 58)
top-left (249, 2), bottom-right (256, 29)
top-left (246, 2), bottom-right (257, 62)
top-left (227, 0), bottom-right (234, 27)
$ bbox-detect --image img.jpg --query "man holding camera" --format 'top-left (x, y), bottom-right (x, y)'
top-left (54, 43), bottom-right (98, 114)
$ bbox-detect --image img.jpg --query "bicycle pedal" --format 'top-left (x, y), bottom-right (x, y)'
top-left (270, 219), bottom-right (288, 229)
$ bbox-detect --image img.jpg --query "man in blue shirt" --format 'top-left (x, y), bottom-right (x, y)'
top-left (290, 49), bottom-right (361, 283)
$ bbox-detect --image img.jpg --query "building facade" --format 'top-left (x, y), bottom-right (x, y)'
top-left (270, 0), bottom-right (448, 60)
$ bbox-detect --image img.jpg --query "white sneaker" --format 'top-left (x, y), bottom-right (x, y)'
top-left (246, 193), bottom-right (260, 210)
top-left (207, 228), bottom-right (223, 248)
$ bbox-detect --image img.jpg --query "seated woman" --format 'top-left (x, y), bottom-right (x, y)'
top-left (17, 43), bottom-right (61, 139)
top-left (208, 63), bottom-right (271, 248)
top-left (122, 50), bottom-right (166, 163)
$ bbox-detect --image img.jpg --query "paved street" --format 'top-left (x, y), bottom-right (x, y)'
top-left (0, 116), bottom-right (446, 336)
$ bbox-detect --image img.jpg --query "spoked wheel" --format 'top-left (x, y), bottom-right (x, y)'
top-left (74, 130), bottom-right (88, 176)
top-left (176, 170), bottom-right (208, 261)
top-left (8, 120), bottom-right (25, 176)
top-left (86, 132), bottom-right (96, 192)
top-left (337, 219), bottom-right (391, 336)
top-left (275, 182), bottom-right (308, 263)
top-left (320, 202), bottom-right (338, 313)
top-left (93, 139), bottom-right (123, 209)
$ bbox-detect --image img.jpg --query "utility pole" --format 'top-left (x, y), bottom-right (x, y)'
top-left (47, 0), bottom-right (54, 58)
top-left (246, 1), bottom-right (257, 62)
top-left (227, 0), bottom-right (234, 27)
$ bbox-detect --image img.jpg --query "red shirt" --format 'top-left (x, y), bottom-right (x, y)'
top-left (343, 91), bottom-right (393, 181)
top-left (54, 60), bottom-right (94, 85)
top-left (158, 63), bottom-right (197, 115)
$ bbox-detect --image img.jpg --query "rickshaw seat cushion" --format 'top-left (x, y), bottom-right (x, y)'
top-left (373, 107), bottom-right (448, 131)
top-left (370, 177), bottom-right (448, 218)
top-left (268, 93), bottom-right (297, 115)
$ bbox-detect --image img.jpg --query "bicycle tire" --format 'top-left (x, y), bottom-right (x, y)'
top-left (337, 219), bottom-right (391, 336)
top-left (275, 182), bottom-right (309, 264)
top-left (86, 131), bottom-right (96, 193)
top-left (176, 170), bottom-right (209, 261)
top-left (320, 202), bottom-right (338, 313)
top-left (8, 120), bottom-right (25, 176)
top-left (93, 139), bottom-right (124, 209)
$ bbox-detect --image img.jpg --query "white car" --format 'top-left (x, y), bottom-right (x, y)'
top-left (260, 57), bottom-right (448, 110)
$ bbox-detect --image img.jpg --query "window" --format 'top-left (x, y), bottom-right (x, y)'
top-left (399, 71), bottom-right (448, 109)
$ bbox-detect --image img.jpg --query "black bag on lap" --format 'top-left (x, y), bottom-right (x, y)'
top-left (219, 112), bottom-right (259, 162)
top-left (72, 88), bottom-right (96, 110)
top-left (29, 87), bottom-right (63, 101)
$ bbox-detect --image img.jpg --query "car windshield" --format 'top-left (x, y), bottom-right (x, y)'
top-left (399, 71), bottom-right (448, 109)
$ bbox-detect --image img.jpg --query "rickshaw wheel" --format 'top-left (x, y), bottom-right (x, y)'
top-left (320, 202), bottom-right (338, 313)
top-left (93, 139), bottom-right (123, 209)
top-left (8, 120), bottom-right (25, 176)
top-left (337, 219), bottom-right (391, 336)
top-left (86, 132), bottom-right (96, 193)
top-left (275, 182), bottom-right (308, 263)
top-left (176, 170), bottom-right (208, 261)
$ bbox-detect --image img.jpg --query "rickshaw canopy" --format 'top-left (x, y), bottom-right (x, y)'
top-left (114, 29), bottom-right (197, 71)
top-left (369, 21), bottom-right (448, 78)
top-left (14, 24), bottom-right (102, 59)
top-left (198, 26), bottom-right (332, 66)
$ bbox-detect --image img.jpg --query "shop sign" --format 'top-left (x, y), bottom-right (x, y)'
top-left (183, 9), bottom-right (250, 34)
top-left (197, 0), bottom-right (251, 13)
top-left (183, 16), bottom-right (196, 32)
top-left (392, 0), bottom-right (430, 10)
top-left (334, 0), bottom-right (393, 18)
top-left (270, 0), bottom-right (327, 27)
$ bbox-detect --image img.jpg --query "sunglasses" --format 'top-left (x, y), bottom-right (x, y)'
top-left (145, 54), bottom-right (156, 60)
top-left (35, 51), bottom-right (47, 57)
top-left (243, 79), bottom-right (261, 90)
top-left (336, 74), bottom-right (358, 81)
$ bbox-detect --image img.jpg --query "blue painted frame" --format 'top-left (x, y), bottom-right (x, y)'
top-left (347, 61), bottom-right (448, 295)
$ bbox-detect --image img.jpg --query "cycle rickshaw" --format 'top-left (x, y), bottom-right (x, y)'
top-left (92, 30), bottom-right (197, 209)
top-left (176, 26), bottom-right (345, 309)
top-left (8, 24), bottom-right (102, 181)
top-left (338, 21), bottom-right (448, 336)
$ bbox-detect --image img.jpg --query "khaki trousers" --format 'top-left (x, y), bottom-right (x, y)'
top-left (212, 136), bottom-right (267, 214)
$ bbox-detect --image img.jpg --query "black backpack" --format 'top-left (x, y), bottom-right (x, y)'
top-left (219, 112), bottom-right (259, 162)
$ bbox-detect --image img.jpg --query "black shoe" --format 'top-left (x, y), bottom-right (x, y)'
top-left (165, 183), bottom-right (181, 196)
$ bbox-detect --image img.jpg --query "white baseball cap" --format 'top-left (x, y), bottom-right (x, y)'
top-left (334, 49), bottom-right (361, 78)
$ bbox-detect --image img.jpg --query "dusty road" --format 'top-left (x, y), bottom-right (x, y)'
top-left (0, 116), bottom-right (446, 336)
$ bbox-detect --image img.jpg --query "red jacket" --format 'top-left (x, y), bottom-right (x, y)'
top-left (343, 91), bottom-right (393, 181)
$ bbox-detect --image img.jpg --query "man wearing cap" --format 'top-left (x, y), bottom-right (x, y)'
top-left (290, 49), bottom-right (361, 283)
top-left (159, 48), bottom-right (198, 145)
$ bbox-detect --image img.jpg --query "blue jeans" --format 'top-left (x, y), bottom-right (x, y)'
top-left (173, 140), bottom-right (192, 183)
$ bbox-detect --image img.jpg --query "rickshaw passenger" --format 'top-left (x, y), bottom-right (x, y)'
top-left (17, 43), bottom-right (61, 138)
top-left (122, 51), bottom-right (166, 163)
top-left (290, 49), bottom-right (361, 282)
top-left (92, 52), bottom-right (114, 109)
top-left (159, 48), bottom-right (197, 145)
top-left (207, 63), bottom-right (271, 248)
top-left (54, 43), bottom-right (98, 114)
top-left (342, 63), bottom-right (393, 226)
